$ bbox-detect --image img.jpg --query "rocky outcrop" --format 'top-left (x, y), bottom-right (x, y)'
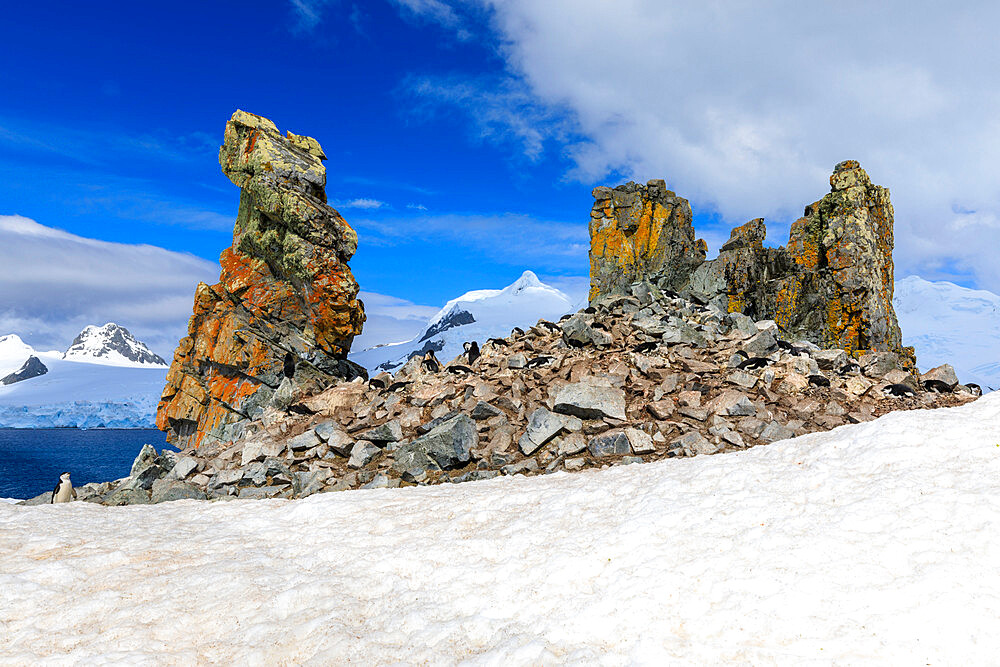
top-left (1, 356), bottom-right (48, 385)
top-left (71, 287), bottom-right (972, 505)
top-left (589, 179), bottom-right (706, 302)
top-left (593, 161), bottom-right (912, 363)
top-left (157, 110), bottom-right (366, 450)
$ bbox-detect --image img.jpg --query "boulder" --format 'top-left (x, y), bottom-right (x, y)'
top-left (518, 408), bottom-right (583, 455)
top-left (156, 110), bottom-right (367, 451)
top-left (151, 480), bottom-right (207, 503)
top-left (288, 430), bottom-right (321, 452)
top-left (553, 382), bottom-right (627, 420)
top-left (358, 420), bottom-right (403, 443)
top-left (672, 431), bottom-right (716, 456)
top-left (470, 401), bottom-right (503, 420)
top-left (347, 441), bottom-right (381, 469)
top-left (104, 487), bottom-right (151, 506)
top-left (760, 421), bottom-right (796, 444)
top-left (624, 427), bottom-right (656, 454)
top-left (391, 414), bottom-right (477, 474)
top-left (707, 390), bottom-right (756, 417)
top-left (922, 364), bottom-right (959, 390)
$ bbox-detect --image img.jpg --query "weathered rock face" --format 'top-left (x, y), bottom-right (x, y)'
top-left (157, 110), bottom-right (366, 450)
top-left (589, 179), bottom-right (706, 302)
top-left (595, 161), bottom-right (911, 363)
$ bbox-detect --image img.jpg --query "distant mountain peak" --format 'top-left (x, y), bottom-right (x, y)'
top-left (1, 356), bottom-right (48, 385)
top-left (63, 323), bottom-right (167, 368)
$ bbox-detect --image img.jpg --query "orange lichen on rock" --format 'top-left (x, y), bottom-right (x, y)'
top-left (157, 110), bottom-right (366, 450)
top-left (589, 179), bottom-right (705, 302)
top-left (591, 161), bottom-right (909, 364)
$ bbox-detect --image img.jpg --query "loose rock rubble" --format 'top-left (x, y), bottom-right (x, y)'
top-left (55, 284), bottom-right (975, 506)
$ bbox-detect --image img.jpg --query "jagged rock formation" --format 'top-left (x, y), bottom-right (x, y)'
top-left (589, 179), bottom-right (706, 302)
top-left (591, 161), bottom-right (911, 363)
top-left (1, 356), bottom-right (48, 385)
top-left (157, 110), bottom-right (366, 450)
top-left (74, 288), bottom-right (973, 505)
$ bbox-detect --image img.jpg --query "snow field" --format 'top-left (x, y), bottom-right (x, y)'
top-left (2, 395), bottom-right (1000, 664)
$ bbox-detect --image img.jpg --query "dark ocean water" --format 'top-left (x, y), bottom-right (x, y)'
top-left (0, 428), bottom-right (171, 500)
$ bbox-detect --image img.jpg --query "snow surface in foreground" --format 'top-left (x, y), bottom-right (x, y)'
top-left (3, 396), bottom-right (1000, 663)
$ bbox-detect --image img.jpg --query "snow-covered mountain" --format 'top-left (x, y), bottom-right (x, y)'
top-left (0, 334), bottom-right (51, 378)
top-left (350, 271), bottom-right (576, 372)
top-left (63, 323), bottom-right (167, 367)
top-left (0, 327), bottom-right (167, 428)
top-left (894, 275), bottom-right (1000, 391)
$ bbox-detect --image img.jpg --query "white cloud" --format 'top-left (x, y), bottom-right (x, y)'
top-left (352, 211), bottom-right (589, 270)
top-left (336, 198), bottom-right (387, 210)
top-left (406, 203), bottom-right (428, 211)
top-left (0, 216), bottom-right (218, 357)
top-left (402, 0), bottom-right (1000, 292)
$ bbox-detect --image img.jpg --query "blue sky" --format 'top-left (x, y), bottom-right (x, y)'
top-left (0, 1), bottom-right (598, 307)
top-left (2, 1), bottom-right (1000, 355)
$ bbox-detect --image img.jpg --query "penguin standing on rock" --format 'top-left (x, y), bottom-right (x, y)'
top-left (464, 341), bottom-right (480, 365)
top-left (51, 472), bottom-right (77, 503)
top-left (421, 350), bottom-right (440, 373)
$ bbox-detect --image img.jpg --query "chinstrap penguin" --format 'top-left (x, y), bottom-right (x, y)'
top-left (51, 472), bottom-right (77, 503)
top-left (463, 341), bottom-right (480, 365)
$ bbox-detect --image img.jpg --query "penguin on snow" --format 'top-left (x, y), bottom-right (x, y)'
top-left (51, 472), bottom-right (77, 503)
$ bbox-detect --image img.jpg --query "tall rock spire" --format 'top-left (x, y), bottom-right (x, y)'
top-left (157, 110), bottom-right (366, 450)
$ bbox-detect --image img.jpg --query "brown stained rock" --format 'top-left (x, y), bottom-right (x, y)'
top-left (157, 111), bottom-right (366, 450)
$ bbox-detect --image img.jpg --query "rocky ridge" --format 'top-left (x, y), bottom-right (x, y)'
top-left (59, 282), bottom-right (974, 506)
top-left (591, 161), bottom-right (911, 363)
top-left (156, 111), bottom-right (366, 452)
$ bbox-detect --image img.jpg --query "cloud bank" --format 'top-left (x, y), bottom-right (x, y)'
top-left (403, 0), bottom-right (1000, 291)
top-left (0, 216), bottom-right (219, 357)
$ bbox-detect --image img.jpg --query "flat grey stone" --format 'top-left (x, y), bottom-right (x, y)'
top-left (519, 408), bottom-right (584, 455)
top-left (743, 330), bottom-right (777, 357)
top-left (624, 427), bottom-right (656, 454)
top-left (501, 459), bottom-right (540, 475)
top-left (671, 431), bottom-right (717, 456)
top-left (167, 456), bottom-right (199, 480)
top-left (238, 486), bottom-right (289, 500)
top-left (288, 430), bottom-right (321, 451)
top-left (812, 349), bottom-right (848, 370)
top-left (358, 419), bottom-right (403, 443)
top-left (588, 431), bottom-right (631, 457)
top-left (104, 487), bottom-right (151, 506)
top-left (470, 401), bottom-right (503, 420)
top-left (313, 420), bottom-right (340, 442)
top-left (507, 353), bottom-right (527, 369)
top-left (760, 421), bottom-right (795, 443)
top-left (553, 382), bottom-right (627, 420)
top-left (151, 480), bottom-right (206, 503)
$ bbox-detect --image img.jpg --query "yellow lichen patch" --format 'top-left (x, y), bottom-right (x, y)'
top-left (774, 277), bottom-right (803, 332)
